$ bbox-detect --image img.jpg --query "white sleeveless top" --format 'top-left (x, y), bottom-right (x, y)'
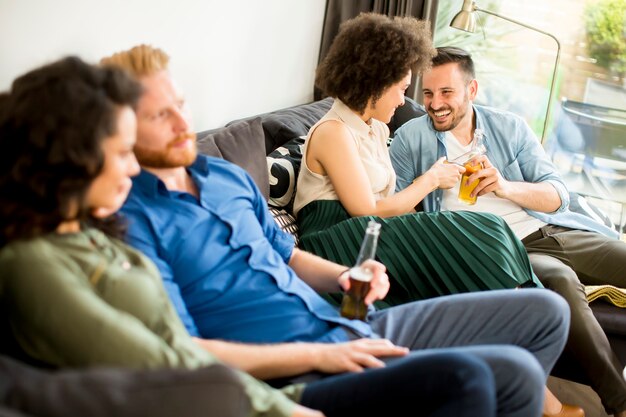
top-left (293, 99), bottom-right (396, 216)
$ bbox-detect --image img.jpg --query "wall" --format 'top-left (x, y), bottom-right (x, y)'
top-left (0, 0), bottom-right (326, 130)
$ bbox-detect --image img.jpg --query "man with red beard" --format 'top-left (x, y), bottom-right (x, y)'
top-left (103, 44), bottom-right (574, 417)
top-left (390, 46), bottom-right (626, 417)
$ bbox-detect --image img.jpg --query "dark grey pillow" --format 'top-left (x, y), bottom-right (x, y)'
top-left (261, 98), bottom-right (333, 153)
top-left (196, 118), bottom-right (269, 200)
top-left (388, 96), bottom-right (426, 138)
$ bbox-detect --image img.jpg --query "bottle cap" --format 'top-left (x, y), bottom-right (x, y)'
top-left (366, 220), bottom-right (381, 234)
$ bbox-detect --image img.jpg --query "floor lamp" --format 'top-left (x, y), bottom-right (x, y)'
top-left (450, 0), bottom-right (561, 144)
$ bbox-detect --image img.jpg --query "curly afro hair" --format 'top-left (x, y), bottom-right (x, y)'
top-left (316, 12), bottom-right (435, 114)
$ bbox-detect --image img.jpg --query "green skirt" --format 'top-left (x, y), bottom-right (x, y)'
top-left (297, 200), bottom-right (541, 309)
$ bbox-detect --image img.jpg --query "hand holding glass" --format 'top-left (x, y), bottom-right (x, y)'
top-left (448, 144), bottom-right (486, 205)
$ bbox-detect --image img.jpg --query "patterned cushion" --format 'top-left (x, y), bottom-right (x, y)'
top-left (267, 136), bottom-right (305, 211)
top-left (268, 206), bottom-right (299, 246)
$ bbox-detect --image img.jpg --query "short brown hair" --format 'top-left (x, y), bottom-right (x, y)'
top-left (315, 12), bottom-right (435, 114)
top-left (432, 47), bottom-right (475, 82)
top-left (100, 44), bottom-right (170, 78)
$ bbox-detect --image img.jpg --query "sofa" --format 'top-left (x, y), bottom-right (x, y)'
top-left (194, 96), bottom-right (626, 386)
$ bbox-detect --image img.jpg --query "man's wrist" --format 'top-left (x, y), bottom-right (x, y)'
top-left (494, 178), bottom-right (512, 199)
top-left (336, 268), bottom-right (350, 291)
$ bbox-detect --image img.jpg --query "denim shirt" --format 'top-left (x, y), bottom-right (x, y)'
top-left (389, 104), bottom-right (618, 239)
top-left (121, 156), bottom-right (372, 343)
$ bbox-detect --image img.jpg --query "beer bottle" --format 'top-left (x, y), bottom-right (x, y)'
top-left (340, 220), bottom-right (381, 321)
top-left (450, 129), bottom-right (487, 205)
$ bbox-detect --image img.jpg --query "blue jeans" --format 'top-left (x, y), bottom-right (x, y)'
top-left (369, 289), bottom-right (570, 417)
top-left (301, 351), bottom-right (496, 417)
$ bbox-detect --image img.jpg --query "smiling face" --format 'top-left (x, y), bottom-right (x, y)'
top-left (133, 70), bottom-right (197, 169)
top-left (367, 71), bottom-right (412, 123)
top-left (422, 62), bottom-right (477, 133)
top-left (86, 106), bottom-right (140, 218)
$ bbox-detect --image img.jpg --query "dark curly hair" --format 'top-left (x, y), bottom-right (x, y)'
top-left (0, 56), bottom-right (142, 246)
top-left (315, 12), bottom-right (435, 114)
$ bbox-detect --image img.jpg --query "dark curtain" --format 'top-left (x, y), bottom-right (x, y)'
top-left (315, 0), bottom-right (439, 100)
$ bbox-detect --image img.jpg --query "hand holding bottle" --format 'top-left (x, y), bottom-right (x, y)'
top-left (338, 259), bottom-right (389, 307)
top-left (454, 145), bottom-right (486, 205)
top-left (340, 221), bottom-right (385, 321)
top-left (464, 153), bottom-right (512, 199)
top-left (449, 129), bottom-right (487, 205)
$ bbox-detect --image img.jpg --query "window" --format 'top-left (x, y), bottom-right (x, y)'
top-left (434, 0), bottom-right (626, 237)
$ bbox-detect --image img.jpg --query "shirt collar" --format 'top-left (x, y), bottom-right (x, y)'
top-left (132, 156), bottom-right (210, 197)
top-left (331, 99), bottom-right (372, 137)
top-left (132, 169), bottom-right (164, 197)
top-left (472, 105), bottom-right (490, 142)
top-left (427, 115), bottom-right (447, 145)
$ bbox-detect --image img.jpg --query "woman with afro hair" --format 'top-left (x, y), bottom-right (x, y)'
top-left (294, 13), bottom-right (539, 307)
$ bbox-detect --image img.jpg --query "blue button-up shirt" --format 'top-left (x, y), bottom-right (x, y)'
top-left (389, 104), bottom-right (619, 239)
top-left (121, 155), bottom-right (372, 343)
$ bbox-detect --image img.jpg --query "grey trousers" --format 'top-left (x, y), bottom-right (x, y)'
top-left (523, 225), bottom-right (626, 414)
top-left (369, 289), bottom-right (570, 417)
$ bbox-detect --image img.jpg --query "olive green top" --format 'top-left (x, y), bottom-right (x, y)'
top-left (0, 227), bottom-right (303, 417)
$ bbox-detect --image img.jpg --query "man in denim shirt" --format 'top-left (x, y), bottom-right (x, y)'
top-left (390, 46), bottom-right (626, 417)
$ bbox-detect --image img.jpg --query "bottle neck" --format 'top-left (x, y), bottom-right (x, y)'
top-left (355, 231), bottom-right (379, 266)
top-left (354, 220), bottom-right (380, 266)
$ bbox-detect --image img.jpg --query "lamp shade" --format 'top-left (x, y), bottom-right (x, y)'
top-left (447, 0), bottom-right (562, 143)
top-left (451, 9), bottom-right (477, 32)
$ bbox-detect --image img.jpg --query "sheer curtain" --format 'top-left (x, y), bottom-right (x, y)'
top-left (315, 0), bottom-right (438, 100)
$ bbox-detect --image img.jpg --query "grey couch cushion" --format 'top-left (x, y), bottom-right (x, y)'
top-left (196, 117), bottom-right (269, 200)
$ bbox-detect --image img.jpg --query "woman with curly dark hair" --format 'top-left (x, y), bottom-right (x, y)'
top-left (294, 12), bottom-right (539, 306)
top-left (0, 60), bottom-right (138, 246)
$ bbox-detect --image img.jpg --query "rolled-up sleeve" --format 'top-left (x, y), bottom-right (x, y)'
top-left (514, 118), bottom-right (569, 213)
